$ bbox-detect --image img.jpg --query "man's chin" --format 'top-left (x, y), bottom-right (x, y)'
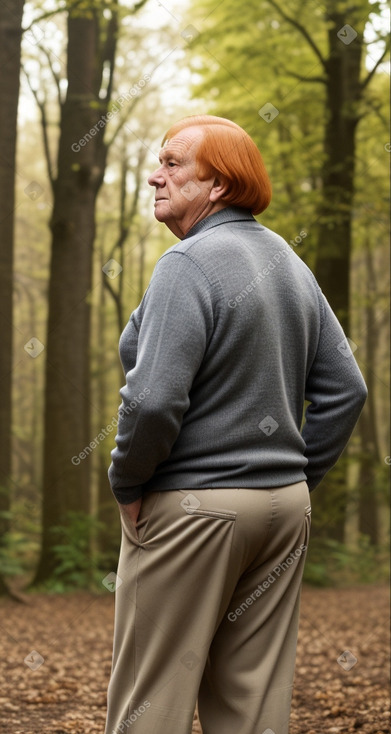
top-left (153, 210), bottom-right (181, 237)
top-left (154, 201), bottom-right (170, 222)
top-left (154, 207), bottom-right (175, 228)
top-left (154, 209), bottom-right (167, 222)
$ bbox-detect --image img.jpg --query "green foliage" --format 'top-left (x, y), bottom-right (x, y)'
top-left (0, 531), bottom-right (36, 578)
top-left (0, 504), bottom-right (40, 580)
top-left (49, 511), bottom-right (110, 591)
top-left (304, 534), bottom-right (390, 586)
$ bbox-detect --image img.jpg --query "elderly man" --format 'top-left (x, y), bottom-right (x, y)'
top-left (105, 115), bottom-right (367, 734)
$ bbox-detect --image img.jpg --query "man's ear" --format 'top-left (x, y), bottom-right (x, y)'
top-left (209, 176), bottom-right (229, 203)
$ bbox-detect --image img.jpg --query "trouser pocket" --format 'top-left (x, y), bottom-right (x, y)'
top-left (184, 507), bottom-right (237, 521)
top-left (120, 492), bottom-right (161, 545)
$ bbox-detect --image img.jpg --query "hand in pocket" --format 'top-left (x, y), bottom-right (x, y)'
top-left (118, 497), bottom-right (142, 529)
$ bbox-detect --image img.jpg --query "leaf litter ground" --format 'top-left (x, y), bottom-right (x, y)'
top-left (0, 585), bottom-right (389, 733)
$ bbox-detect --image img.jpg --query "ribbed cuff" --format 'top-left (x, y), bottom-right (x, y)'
top-left (111, 485), bottom-right (143, 505)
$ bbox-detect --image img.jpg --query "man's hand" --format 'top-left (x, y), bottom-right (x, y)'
top-left (118, 497), bottom-right (142, 528)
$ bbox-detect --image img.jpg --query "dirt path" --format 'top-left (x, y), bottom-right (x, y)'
top-left (0, 585), bottom-right (389, 733)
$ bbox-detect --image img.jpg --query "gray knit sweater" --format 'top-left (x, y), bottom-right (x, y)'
top-left (108, 207), bottom-right (367, 504)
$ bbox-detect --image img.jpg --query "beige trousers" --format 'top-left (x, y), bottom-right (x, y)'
top-left (105, 483), bottom-right (311, 734)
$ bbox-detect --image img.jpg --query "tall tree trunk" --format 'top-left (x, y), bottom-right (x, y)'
top-left (33, 9), bottom-right (113, 584)
top-left (97, 251), bottom-right (120, 564)
top-left (315, 7), bottom-right (363, 332)
top-left (97, 137), bottom-right (149, 561)
top-left (0, 0), bottom-right (25, 594)
top-left (312, 6), bottom-right (364, 543)
top-left (358, 237), bottom-right (380, 544)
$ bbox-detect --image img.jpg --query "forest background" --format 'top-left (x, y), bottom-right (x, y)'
top-left (0, 0), bottom-right (389, 594)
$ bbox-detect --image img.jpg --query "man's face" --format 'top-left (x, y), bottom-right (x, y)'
top-left (148, 126), bottom-right (225, 238)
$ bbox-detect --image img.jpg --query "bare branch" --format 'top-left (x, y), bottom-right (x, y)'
top-left (23, 0), bottom-right (149, 34)
top-left (105, 99), bottom-right (141, 148)
top-left (38, 45), bottom-right (62, 107)
top-left (358, 99), bottom-right (389, 129)
top-left (103, 276), bottom-right (123, 334)
top-left (105, 87), bottom-right (158, 149)
top-left (285, 71), bottom-right (326, 84)
top-left (104, 131), bottom-right (151, 330)
top-left (127, 141), bottom-right (149, 225)
top-left (22, 7), bottom-right (66, 33)
top-left (98, 0), bottom-right (118, 103)
top-left (23, 71), bottom-right (55, 191)
top-left (131, 0), bottom-right (149, 12)
top-left (266, 0), bottom-right (327, 71)
top-left (361, 39), bottom-right (390, 90)
top-left (364, 36), bottom-right (390, 46)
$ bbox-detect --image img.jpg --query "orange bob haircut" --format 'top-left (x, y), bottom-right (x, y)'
top-left (162, 115), bottom-right (272, 215)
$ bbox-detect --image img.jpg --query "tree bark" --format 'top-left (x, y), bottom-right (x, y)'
top-left (314, 7), bottom-right (363, 332)
top-left (33, 8), bottom-right (115, 583)
top-left (97, 136), bottom-right (149, 560)
top-left (357, 237), bottom-right (380, 544)
top-left (0, 0), bottom-right (25, 593)
top-left (96, 275), bottom-right (120, 565)
top-left (311, 5), bottom-right (365, 543)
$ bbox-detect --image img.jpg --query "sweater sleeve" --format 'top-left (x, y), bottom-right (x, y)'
top-left (302, 291), bottom-right (367, 491)
top-left (108, 252), bottom-right (214, 504)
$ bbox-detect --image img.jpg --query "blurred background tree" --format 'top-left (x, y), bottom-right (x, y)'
top-left (0, 0), bottom-right (26, 596)
top-left (1, 0), bottom-right (389, 591)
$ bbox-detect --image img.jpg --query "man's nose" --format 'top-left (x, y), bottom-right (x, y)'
top-left (148, 165), bottom-right (165, 188)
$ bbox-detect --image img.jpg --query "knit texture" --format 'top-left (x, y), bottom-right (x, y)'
top-left (108, 207), bottom-right (367, 504)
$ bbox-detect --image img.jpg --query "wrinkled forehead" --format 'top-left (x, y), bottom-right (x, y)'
top-left (159, 126), bottom-right (204, 161)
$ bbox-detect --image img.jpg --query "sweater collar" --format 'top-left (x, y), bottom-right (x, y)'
top-left (183, 206), bottom-right (256, 240)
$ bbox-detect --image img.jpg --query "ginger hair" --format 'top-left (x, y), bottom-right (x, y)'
top-left (162, 115), bottom-right (272, 215)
